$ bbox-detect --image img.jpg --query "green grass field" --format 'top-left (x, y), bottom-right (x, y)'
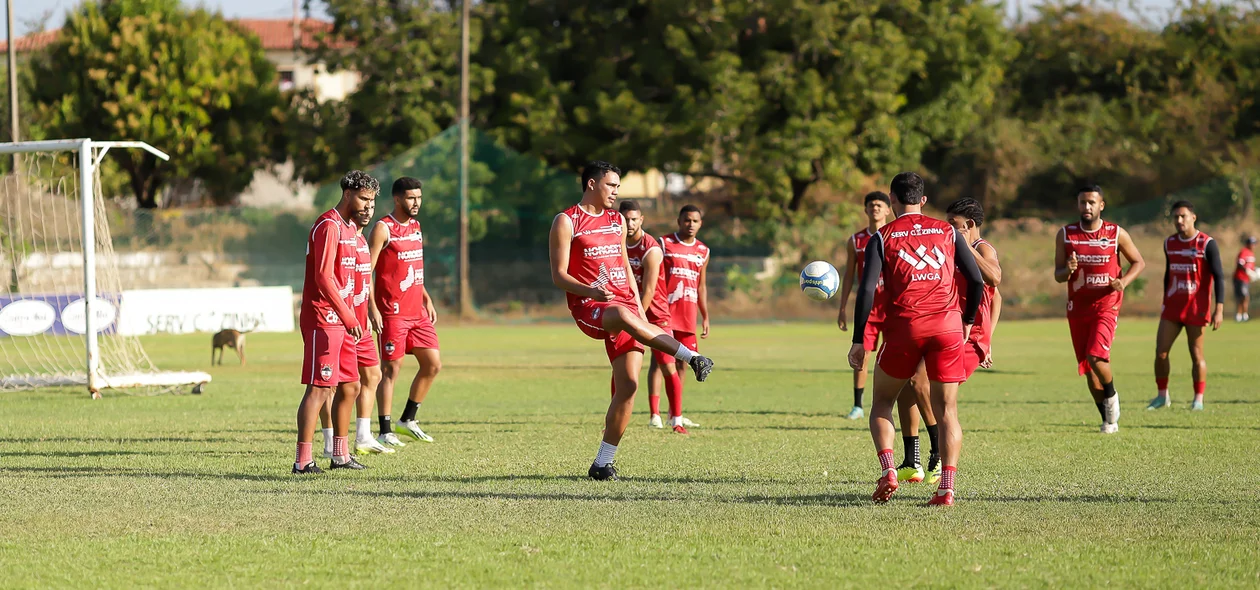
top-left (1, 319), bottom-right (1259, 587)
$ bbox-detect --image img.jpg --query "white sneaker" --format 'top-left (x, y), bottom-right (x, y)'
top-left (1100, 422), bottom-right (1119, 434)
top-left (356, 437), bottom-right (395, 455)
top-left (1104, 393), bottom-right (1121, 426)
top-left (648, 414), bottom-right (663, 429)
top-left (378, 432), bottom-right (406, 448)
top-left (678, 416), bottom-right (700, 428)
top-left (396, 420), bottom-right (435, 443)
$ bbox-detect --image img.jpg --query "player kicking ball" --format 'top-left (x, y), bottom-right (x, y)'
top-left (370, 177), bottom-right (441, 447)
top-left (549, 161), bottom-right (714, 480)
top-left (293, 171), bottom-right (377, 473)
top-left (659, 205), bottom-right (711, 433)
top-left (1149, 201), bottom-right (1225, 411)
top-left (619, 200), bottom-right (676, 430)
top-left (837, 191), bottom-right (892, 421)
top-left (1054, 185), bottom-right (1145, 434)
top-left (849, 172), bottom-right (985, 506)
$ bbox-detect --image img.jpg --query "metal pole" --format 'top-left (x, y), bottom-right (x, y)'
top-left (6, 0), bottom-right (20, 170)
top-left (79, 140), bottom-right (100, 398)
top-left (457, 0), bottom-right (472, 318)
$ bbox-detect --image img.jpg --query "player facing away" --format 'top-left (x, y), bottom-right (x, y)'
top-left (549, 161), bottom-right (715, 480)
top-left (294, 170), bottom-right (378, 474)
top-left (1148, 201), bottom-right (1225, 411)
top-left (1054, 185), bottom-right (1145, 434)
top-left (837, 191), bottom-right (892, 421)
top-left (658, 205), bottom-right (709, 433)
top-left (1234, 235), bottom-right (1257, 322)
top-left (370, 177), bottom-right (441, 447)
top-left (849, 172), bottom-right (985, 506)
top-left (619, 200), bottom-right (680, 432)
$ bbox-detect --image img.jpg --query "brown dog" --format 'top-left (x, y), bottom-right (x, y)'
top-left (212, 329), bottom-right (247, 366)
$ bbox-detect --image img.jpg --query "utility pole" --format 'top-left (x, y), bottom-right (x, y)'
top-left (457, 0), bottom-right (472, 318)
top-left (6, 0), bottom-right (20, 169)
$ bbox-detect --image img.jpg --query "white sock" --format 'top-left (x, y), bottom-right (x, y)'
top-left (673, 345), bottom-right (696, 362)
top-left (669, 416), bottom-right (682, 427)
top-left (594, 441), bottom-right (617, 467)
top-left (356, 418), bottom-right (372, 443)
top-left (321, 427), bottom-right (334, 452)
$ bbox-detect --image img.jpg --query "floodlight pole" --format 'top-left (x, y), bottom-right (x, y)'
top-left (457, 0), bottom-right (473, 319)
top-left (6, 0), bottom-right (19, 169)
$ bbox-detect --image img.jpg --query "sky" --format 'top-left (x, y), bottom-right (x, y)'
top-left (0, 0), bottom-right (1211, 40)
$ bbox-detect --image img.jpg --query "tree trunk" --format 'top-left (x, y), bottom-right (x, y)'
top-left (1241, 173), bottom-right (1254, 220)
top-left (788, 177), bottom-right (811, 212)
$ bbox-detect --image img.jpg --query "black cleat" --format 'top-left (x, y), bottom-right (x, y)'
top-left (588, 462), bottom-right (619, 481)
top-left (329, 457), bottom-right (368, 470)
top-left (689, 355), bottom-right (714, 382)
top-left (292, 462), bottom-right (324, 474)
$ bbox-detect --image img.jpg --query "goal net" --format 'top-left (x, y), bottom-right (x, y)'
top-left (0, 139), bottom-right (210, 396)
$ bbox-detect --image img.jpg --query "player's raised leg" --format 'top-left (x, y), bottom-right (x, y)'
top-left (1149, 319), bottom-right (1182, 410)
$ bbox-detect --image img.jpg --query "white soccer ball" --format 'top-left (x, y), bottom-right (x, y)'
top-left (799, 261), bottom-right (840, 301)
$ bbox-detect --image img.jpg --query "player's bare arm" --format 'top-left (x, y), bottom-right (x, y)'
top-left (973, 242), bottom-right (1002, 287)
top-left (549, 213), bottom-right (611, 301)
top-left (315, 223), bottom-right (361, 339)
top-left (837, 236), bottom-right (857, 331)
top-left (1112, 227), bottom-right (1146, 291)
top-left (698, 256), bottom-right (710, 338)
top-left (421, 285), bottom-right (438, 324)
top-left (641, 247), bottom-right (663, 312)
top-left (1054, 227), bottom-right (1075, 283)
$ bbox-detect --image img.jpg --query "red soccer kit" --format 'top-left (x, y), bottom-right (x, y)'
top-left (627, 232), bottom-right (673, 365)
top-left (300, 209), bottom-right (359, 387)
top-left (374, 214), bottom-right (439, 361)
top-left (1237, 247), bottom-right (1255, 282)
top-left (353, 233), bottom-right (380, 368)
top-left (852, 228), bottom-right (886, 352)
top-left (662, 233), bottom-right (709, 353)
top-left (1161, 232), bottom-right (1217, 327)
top-left (563, 204), bottom-right (645, 361)
top-left (870, 213), bottom-right (969, 382)
top-left (1062, 221), bottom-right (1124, 375)
top-left (958, 238), bottom-right (997, 378)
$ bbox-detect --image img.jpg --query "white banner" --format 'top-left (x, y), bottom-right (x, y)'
top-left (117, 287), bottom-right (295, 336)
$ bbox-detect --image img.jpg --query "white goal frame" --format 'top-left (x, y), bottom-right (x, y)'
top-left (0, 138), bottom-right (211, 396)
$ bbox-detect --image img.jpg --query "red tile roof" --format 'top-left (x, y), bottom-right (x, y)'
top-left (0, 18), bottom-right (352, 53)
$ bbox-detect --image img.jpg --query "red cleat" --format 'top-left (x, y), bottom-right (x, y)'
top-left (872, 469), bottom-right (899, 503)
top-left (926, 489), bottom-right (955, 507)
top-left (672, 424), bottom-right (690, 435)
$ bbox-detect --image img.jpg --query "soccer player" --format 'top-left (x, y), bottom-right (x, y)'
top-left (1053, 185), bottom-right (1145, 434)
top-left (837, 191), bottom-right (892, 421)
top-left (294, 170), bottom-right (377, 474)
top-left (659, 205), bottom-right (710, 433)
top-left (849, 172), bottom-right (984, 506)
top-left (619, 200), bottom-right (677, 431)
top-left (894, 197), bottom-right (1002, 485)
top-left (370, 177), bottom-right (440, 447)
top-left (1235, 235), bottom-right (1257, 322)
top-left (549, 161), bottom-right (714, 480)
top-left (1148, 201), bottom-right (1224, 411)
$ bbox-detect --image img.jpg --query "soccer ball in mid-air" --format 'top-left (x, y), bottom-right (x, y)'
top-left (799, 261), bottom-right (840, 301)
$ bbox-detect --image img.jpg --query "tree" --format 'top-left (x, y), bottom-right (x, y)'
top-left (28, 0), bottom-right (286, 207)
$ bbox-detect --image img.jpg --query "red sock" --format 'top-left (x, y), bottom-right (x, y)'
top-left (665, 372), bottom-right (683, 418)
top-left (295, 442), bottom-right (312, 466)
top-left (1155, 378), bottom-right (1168, 391)
top-left (648, 394), bottom-right (660, 416)
top-left (1194, 381), bottom-right (1206, 395)
top-left (939, 465), bottom-right (956, 491)
top-left (878, 449), bottom-right (895, 471)
top-left (333, 436), bottom-right (348, 459)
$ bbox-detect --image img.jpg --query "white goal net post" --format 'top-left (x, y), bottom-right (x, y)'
top-left (0, 138), bottom-right (211, 397)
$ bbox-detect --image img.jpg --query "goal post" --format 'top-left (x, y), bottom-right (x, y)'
top-left (0, 138), bottom-right (211, 397)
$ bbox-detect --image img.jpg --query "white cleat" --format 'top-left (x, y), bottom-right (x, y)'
top-left (648, 414), bottom-right (664, 429)
top-left (377, 432), bottom-right (406, 448)
top-left (678, 416), bottom-right (700, 428)
top-left (355, 437), bottom-right (395, 455)
top-left (1100, 422), bottom-right (1119, 434)
top-left (1104, 393), bottom-right (1120, 426)
top-left (396, 420), bottom-right (435, 443)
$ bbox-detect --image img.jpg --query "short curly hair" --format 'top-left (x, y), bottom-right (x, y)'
top-left (946, 197), bottom-right (985, 227)
top-left (340, 170), bottom-right (380, 195)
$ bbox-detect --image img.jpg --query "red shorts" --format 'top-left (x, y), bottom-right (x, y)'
top-left (876, 328), bottom-right (967, 383)
top-left (863, 318), bottom-right (883, 352)
top-left (356, 331), bottom-right (380, 368)
top-left (300, 323), bottom-right (358, 387)
top-left (570, 300), bottom-right (646, 362)
top-left (1068, 312), bottom-right (1117, 375)
top-left (379, 315), bottom-right (440, 362)
top-left (962, 341), bottom-right (984, 380)
top-left (1160, 302), bottom-right (1209, 327)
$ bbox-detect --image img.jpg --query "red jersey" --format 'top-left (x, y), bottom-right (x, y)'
top-left (353, 233), bottom-right (372, 328)
top-left (1237, 247), bottom-right (1256, 282)
top-left (851, 228), bottom-right (885, 323)
top-left (1163, 232), bottom-right (1215, 322)
top-left (662, 233), bottom-right (709, 334)
top-left (300, 208), bottom-right (358, 329)
top-left (1063, 221), bottom-right (1123, 317)
top-left (956, 238), bottom-right (996, 354)
top-left (374, 215), bottom-right (426, 317)
top-left (874, 213), bottom-right (961, 337)
top-left (562, 204), bottom-right (635, 310)
top-left (626, 232), bottom-right (670, 325)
